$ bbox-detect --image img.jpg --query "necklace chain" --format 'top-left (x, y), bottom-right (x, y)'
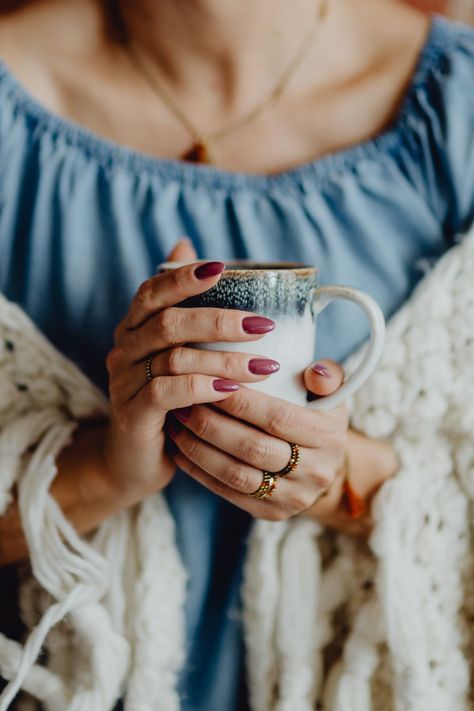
top-left (121, 0), bottom-right (328, 163)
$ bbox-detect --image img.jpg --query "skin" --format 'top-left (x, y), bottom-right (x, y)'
top-left (0, 0), bottom-right (425, 564)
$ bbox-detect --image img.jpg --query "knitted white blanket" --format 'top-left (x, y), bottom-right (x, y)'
top-left (1, 226), bottom-right (474, 711)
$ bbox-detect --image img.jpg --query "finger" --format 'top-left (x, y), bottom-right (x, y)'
top-left (167, 238), bottom-right (198, 262)
top-left (215, 387), bottom-right (348, 449)
top-left (122, 374), bottom-right (240, 429)
top-left (111, 348), bottom-right (280, 403)
top-left (172, 404), bottom-right (294, 473)
top-left (171, 449), bottom-right (278, 518)
top-left (304, 359), bottom-right (345, 397)
top-left (118, 260), bottom-right (226, 335)
top-left (169, 441), bottom-right (318, 522)
top-left (121, 308), bottom-right (275, 363)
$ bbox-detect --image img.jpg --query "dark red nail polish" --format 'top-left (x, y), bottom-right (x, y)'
top-left (242, 316), bottom-right (275, 334)
top-left (248, 358), bottom-right (280, 375)
top-left (194, 261), bottom-right (226, 280)
top-left (213, 379), bottom-right (240, 392)
top-left (166, 416), bottom-right (183, 438)
top-left (312, 363), bottom-right (331, 378)
top-left (173, 406), bottom-right (192, 422)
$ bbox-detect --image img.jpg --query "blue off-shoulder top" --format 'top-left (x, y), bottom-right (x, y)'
top-left (1, 15), bottom-right (474, 711)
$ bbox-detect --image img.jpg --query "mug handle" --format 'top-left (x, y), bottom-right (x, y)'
top-left (308, 285), bottom-right (385, 411)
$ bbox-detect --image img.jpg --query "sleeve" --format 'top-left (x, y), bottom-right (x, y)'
top-left (415, 23), bottom-right (474, 236)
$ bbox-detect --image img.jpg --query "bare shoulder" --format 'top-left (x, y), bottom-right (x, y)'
top-left (0, 0), bottom-right (107, 111)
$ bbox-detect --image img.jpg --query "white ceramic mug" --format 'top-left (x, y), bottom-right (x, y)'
top-left (160, 261), bottom-right (385, 410)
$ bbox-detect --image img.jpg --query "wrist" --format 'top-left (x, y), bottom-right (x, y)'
top-left (53, 421), bottom-right (141, 529)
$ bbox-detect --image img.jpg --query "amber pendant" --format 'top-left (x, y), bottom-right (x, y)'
top-left (181, 139), bottom-right (213, 164)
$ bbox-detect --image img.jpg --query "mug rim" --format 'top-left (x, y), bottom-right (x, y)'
top-left (159, 260), bottom-right (318, 274)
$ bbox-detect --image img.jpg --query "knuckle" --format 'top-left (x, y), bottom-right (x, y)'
top-left (226, 393), bottom-right (249, 419)
top-left (185, 374), bottom-right (202, 399)
top-left (267, 408), bottom-right (298, 436)
top-left (240, 436), bottom-right (269, 464)
top-left (221, 351), bottom-right (238, 374)
top-left (192, 410), bottom-right (212, 439)
top-left (135, 280), bottom-right (153, 311)
top-left (165, 347), bottom-right (186, 375)
top-left (226, 464), bottom-right (250, 491)
top-left (182, 435), bottom-right (200, 461)
top-left (169, 266), bottom-right (188, 291)
top-left (156, 308), bottom-right (180, 343)
top-left (212, 309), bottom-right (228, 337)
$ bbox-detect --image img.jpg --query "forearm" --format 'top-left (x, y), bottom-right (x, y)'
top-left (0, 423), bottom-right (141, 566)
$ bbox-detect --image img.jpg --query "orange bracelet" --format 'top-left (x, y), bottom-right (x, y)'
top-left (341, 450), bottom-right (367, 519)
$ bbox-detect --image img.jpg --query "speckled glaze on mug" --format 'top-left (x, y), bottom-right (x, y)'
top-left (159, 261), bottom-right (386, 409)
top-left (182, 262), bottom-right (318, 318)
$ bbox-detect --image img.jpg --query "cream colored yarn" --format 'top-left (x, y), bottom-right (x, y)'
top-left (1, 225), bottom-right (474, 709)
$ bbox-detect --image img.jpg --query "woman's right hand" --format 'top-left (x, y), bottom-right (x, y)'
top-left (101, 246), bottom-right (278, 502)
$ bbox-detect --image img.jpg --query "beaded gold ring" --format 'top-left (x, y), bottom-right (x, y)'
top-left (274, 442), bottom-right (300, 477)
top-left (249, 472), bottom-right (277, 500)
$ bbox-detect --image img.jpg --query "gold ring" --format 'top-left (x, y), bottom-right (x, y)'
top-left (145, 356), bottom-right (153, 383)
top-left (249, 472), bottom-right (277, 500)
top-left (274, 442), bottom-right (300, 477)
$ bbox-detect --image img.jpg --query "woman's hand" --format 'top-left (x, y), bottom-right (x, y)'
top-left (166, 360), bottom-right (398, 534)
top-left (102, 241), bottom-right (280, 501)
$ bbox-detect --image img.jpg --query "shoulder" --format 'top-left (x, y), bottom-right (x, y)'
top-left (403, 17), bottom-right (474, 234)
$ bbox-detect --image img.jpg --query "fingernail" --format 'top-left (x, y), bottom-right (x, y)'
top-left (248, 358), bottom-right (280, 375)
top-left (312, 363), bottom-right (331, 378)
top-left (194, 261), bottom-right (226, 280)
top-left (242, 316), bottom-right (275, 334)
top-left (213, 378), bottom-right (240, 392)
top-left (173, 406), bottom-right (192, 422)
top-left (166, 416), bottom-right (183, 438)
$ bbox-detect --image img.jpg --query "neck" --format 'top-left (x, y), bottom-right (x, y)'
top-left (114, 0), bottom-right (320, 100)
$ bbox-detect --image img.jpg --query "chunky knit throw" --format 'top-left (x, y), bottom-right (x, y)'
top-left (1, 225), bottom-right (474, 711)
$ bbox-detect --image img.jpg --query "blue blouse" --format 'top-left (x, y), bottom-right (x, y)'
top-left (1, 15), bottom-right (473, 711)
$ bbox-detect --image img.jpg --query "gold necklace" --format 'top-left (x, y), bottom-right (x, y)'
top-left (121, 0), bottom-right (328, 165)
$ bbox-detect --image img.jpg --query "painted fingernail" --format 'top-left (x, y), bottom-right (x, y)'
top-left (242, 316), bottom-right (275, 334)
top-left (248, 358), bottom-right (280, 375)
top-left (194, 261), bottom-right (226, 280)
top-left (173, 406), bottom-right (192, 422)
top-left (213, 378), bottom-right (240, 392)
top-left (166, 416), bottom-right (183, 439)
top-left (312, 363), bottom-right (332, 378)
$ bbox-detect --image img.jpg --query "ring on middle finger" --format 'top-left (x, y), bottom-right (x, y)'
top-left (272, 442), bottom-right (300, 478)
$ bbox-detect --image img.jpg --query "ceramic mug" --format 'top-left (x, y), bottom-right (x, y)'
top-left (159, 261), bottom-right (385, 410)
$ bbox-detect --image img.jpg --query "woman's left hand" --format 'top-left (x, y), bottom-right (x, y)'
top-left (166, 360), bottom-right (398, 534)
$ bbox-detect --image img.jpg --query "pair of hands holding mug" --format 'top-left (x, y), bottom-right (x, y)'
top-left (105, 240), bottom-right (396, 534)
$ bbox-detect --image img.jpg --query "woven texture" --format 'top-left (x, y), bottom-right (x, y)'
top-left (1, 225), bottom-right (474, 709)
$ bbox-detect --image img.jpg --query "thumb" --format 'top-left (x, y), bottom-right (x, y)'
top-left (166, 237), bottom-right (198, 262)
top-left (304, 359), bottom-right (345, 397)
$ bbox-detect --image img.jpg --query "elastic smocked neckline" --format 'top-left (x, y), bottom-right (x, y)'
top-left (0, 15), bottom-right (460, 191)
